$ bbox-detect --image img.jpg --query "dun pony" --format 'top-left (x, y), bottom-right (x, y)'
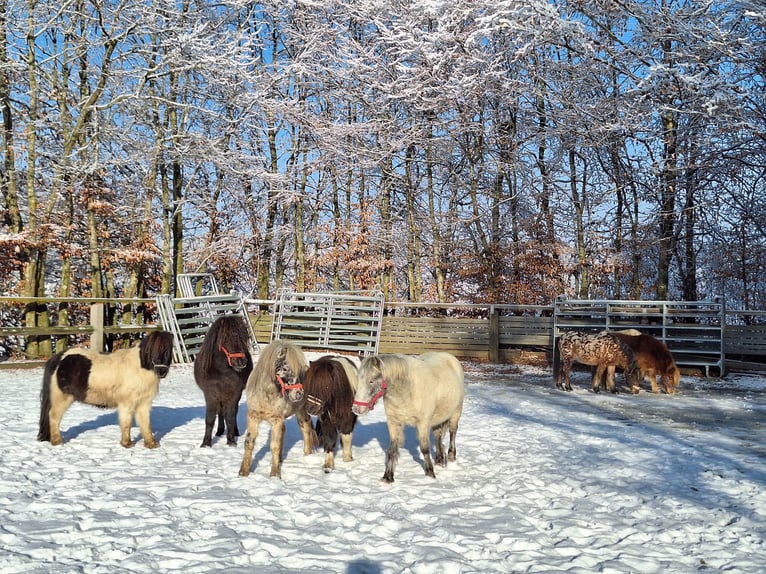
top-left (352, 352), bottom-right (464, 483)
top-left (194, 315), bottom-right (254, 447)
top-left (303, 355), bottom-right (358, 472)
top-left (553, 331), bottom-right (641, 393)
top-left (38, 331), bottom-right (174, 448)
top-left (238, 341), bottom-right (315, 479)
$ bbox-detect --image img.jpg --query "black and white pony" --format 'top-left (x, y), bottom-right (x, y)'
top-left (38, 331), bottom-right (174, 448)
top-left (194, 315), bottom-right (253, 447)
top-left (352, 352), bottom-right (464, 483)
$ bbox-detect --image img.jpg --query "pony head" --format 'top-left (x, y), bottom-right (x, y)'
top-left (139, 331), bottom-right (174, 379)
top-left (352, 355), bottom-right (386, 415)
top-left (274, 343), bottom-right (305, 402)
top-left (661, 365), bottom-right (681, 394)
top-left (214, 316), bottom-right (251, 372)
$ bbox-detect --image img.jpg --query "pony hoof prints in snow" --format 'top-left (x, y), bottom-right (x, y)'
top-left (238, 341), bottom-right (316, 479)
top-left (352, 352), bottom-right (464, 483)
top-left (37, 331), bottom-right (174, 448)
top-left (194, 315), bottom-right (253, 448)
top-left (303, 355), bottom-right (358, 473)
top-left (552, 331), bottom-right (641, 393)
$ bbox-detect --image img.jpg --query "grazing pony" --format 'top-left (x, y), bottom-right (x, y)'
top-left (609, 331), bottom-right (681, 394)
top-left (38, 331), bottom-right (174, 448)
top-left (303, 355), bottom-right (358, 472)
top-left (553, 331), bottom-right (641, 393)
top-left (194, 315), bottom-right (254, 447)
top-left (352, 352), bottom-right (464, 483)
top-left (238, 341), bottom-right (315, 478)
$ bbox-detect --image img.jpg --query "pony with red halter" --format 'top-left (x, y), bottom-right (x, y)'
top-left (553, 330), bottom-right (642, 393)
top-left (194, 315), bottom-right (253, 447)
top-left (238, 340), bottom-right (315, 479)
top-left (303, 355), bottom-right (359, 473)
top-left (352, 352), bottom-right (464, 483)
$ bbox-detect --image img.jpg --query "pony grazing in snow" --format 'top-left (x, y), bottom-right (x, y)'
top-left (303, 355), bottom-right (358, 473)
top-left (38, 331), bottom-right (174, 448)
top-left (238, 341), bottom-right (316, 479)
top-left (352, 352), bottom-right (464, 483)
top-left (553, 331), bottom-right (641, 393)
top-left (194, 315), bottom-right (254, 447)
top-left (607, 331), bottom-right (681, 394)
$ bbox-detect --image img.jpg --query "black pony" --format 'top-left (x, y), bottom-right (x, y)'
top-left (303, 355), bottom-right (359, 472)
top-left (193, 315), bottom-right (254, 447)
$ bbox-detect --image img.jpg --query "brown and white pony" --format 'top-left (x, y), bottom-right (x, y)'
top-left (607, 330), bottom-right (681, 394)
top-left (194, 315), bottom-right (253, 447)
top-left (352, 352), bottom-right (464, 483)
top-left (238, 341), bottom-right (316, 479)
top-left (553, 331), bottom-right (641, 393)
top-left (303, 355), bottom-right (359, 473)
top-left (38, 331), bottom-right (174, 448)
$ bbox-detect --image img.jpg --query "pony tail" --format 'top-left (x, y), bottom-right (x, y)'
top-left (38, 353), bottom-right (63, 442)
top-left (616, 338), bottom-right (640, 378)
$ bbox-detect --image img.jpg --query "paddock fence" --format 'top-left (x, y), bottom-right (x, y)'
top-left (2, 295), bottom-right (766, 374)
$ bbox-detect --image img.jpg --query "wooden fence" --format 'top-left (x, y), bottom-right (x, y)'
top-left (2, 296), bottom-right (766, 374)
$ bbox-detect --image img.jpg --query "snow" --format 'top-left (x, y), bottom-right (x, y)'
top-left (2, 356), bottom-right (765, 573)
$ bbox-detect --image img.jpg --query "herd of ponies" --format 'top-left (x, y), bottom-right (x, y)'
top-left (37, 316), bottom-right (680, 482)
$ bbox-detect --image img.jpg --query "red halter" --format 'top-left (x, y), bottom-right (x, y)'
top-left (276, 374), bottom-right (303, 397)
top-left (352, 379), bottom-right (387, 411)
top-left (219, 345), bottom-right (246, 367)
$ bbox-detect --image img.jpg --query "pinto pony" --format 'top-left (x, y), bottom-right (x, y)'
top-left (553, 331), bottom-right (641, 393)
top-left (303, 355), bottom-right (358, 473)
top-left (38, 331), bottom-right (174, 448)
top-left (238, 341), bottom-right (315, 479)
top-left (609, 331), bottom-right (680, 394)
top-left (194, 315), bottom-right (254, 447)
top-left (352, 352), bottom-right (464, 483)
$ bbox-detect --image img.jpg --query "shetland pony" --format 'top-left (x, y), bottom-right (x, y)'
top-left (303, 355), bottom-right (358, 473)
top-left (553, 331), bottom-right (641, 393)
top-left (38, 331), bottom-right (174, 448)
top-left (609, 331), bottom-right (681, 394)
top-left (352, 352), bottom-right (464, 483)
top-left (194, 315), bottom-right (254, 447)
top-left (238, 341), bottom-right (316, 479)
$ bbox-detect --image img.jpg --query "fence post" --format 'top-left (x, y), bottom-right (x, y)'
top-left (489, 306), bottom-right (499, 363)
top-left (90, 303), bottom-right (105, 352)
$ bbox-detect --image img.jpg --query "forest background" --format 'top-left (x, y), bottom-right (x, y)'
top-left (1, 0), bottom-right (765, 316)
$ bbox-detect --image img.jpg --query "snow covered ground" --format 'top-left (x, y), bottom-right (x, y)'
top-left (1, 356), bottom-right (765, 573)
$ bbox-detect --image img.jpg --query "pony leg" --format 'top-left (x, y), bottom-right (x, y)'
top-left (605, 365), bottom-right (617, 393)
top-left (319, 416), bottom-right (338, 472)
top-left (47, 394), bottom-right (75, 446)
top-left (215, 404), bottom-right (226, 437)
top-left (591, 365), bottom-right (604, 393)
top-left (238, 413), bottom-right (261, 477)
top-left (117, 406), bottom-right (135, 448)
top-left (433, 421), bottom-right (447, 466)
top-left (562, 359), bottom-right (573, 391)
top-left (201, 403), bottom-right (217, 448)
top-left (417, 422), bottom-right (436, 479)
top-left (382, 421), bottom-right (404, 483)
top-left (296, 409), bottom-right (316, 455)
top-left (648, 369), bottom-right (660, 393)
top-left (269, 420), bottom-right (286, 478)
top-left (224, 401), bottom-right (239, 446)
top-left (134, 402), bottom-right (158, 448)
top-left (448, 410), bottom-right (460, 463)
top-left (340, 433), bottom-right (353, 462)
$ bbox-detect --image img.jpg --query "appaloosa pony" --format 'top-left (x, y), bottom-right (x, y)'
top-left (352, 352), bottom-right (464, 483)
top-left (553, 331), bottom-right (641, 393)
top-left (609, 331), bottom-right (681, 394)
top-left (38, 331), bottom-right (174, 448)
top-left (238, 340), bottom-right (315, 479)
top-left (303, 355), bottom-right (358, 472)
top-left (194, 315), bottom-right (254, 447)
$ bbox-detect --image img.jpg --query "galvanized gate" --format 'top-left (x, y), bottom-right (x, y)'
top-left (271, 289), bottom-right (384, 356)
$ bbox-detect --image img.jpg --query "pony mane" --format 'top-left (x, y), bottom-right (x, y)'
top-left (613, 336), bottom-right (641, 379)
top-left (250, 341), bottom-right (307, 393)
top-left (196, 315), bottom-right (250, 374)
top-left (304, 356), bottom-right (354, 404)
top-left (139, 331), bottom-right (174, 371)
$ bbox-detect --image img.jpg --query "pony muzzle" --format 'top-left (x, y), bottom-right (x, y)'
top-left (219, 345), bottom-right (247, 370)
top-left (153, 363), bottom-right (170, 379)
top-left (305, 394), bottom-right (324, 416)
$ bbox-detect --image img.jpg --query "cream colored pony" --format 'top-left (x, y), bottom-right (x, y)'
top-left (238, 341), bottom-right (316, 479)
top-left (352, 352), bottom-right (464, 483)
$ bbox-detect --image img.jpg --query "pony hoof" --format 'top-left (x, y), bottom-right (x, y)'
top-left (200, 442), bottom-right (212, 448)
top-left (380, 475), bottom-right (394, 484)
top-left (121, 441), bottom-right (134, 448)
top-left (323, 467), bottom-right (333, 474)
top-left (145, 441), bottom-right (160, 449)
top-left (227, 440), bottom-right (237, 447)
